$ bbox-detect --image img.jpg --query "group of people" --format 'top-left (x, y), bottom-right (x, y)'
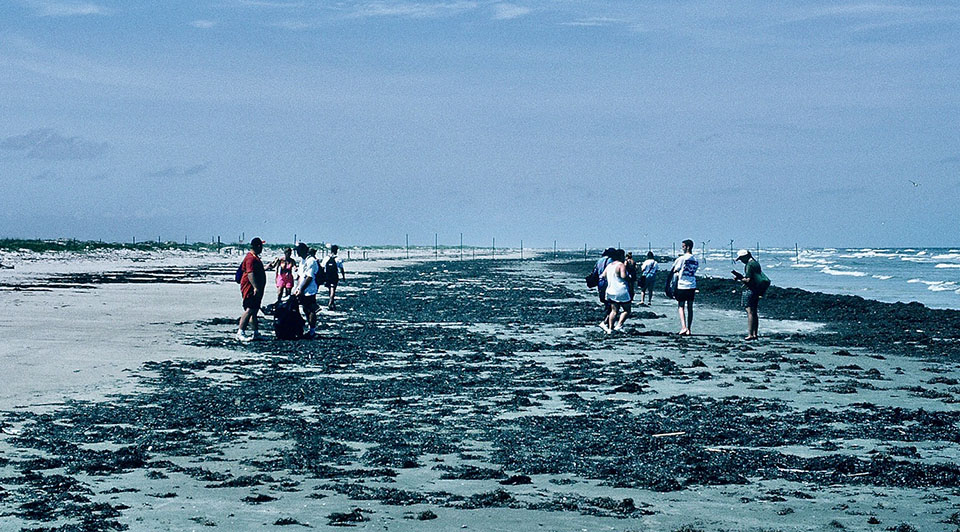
top-left (591, 239), bottom-right (769, 340)
top-left (237, 238), bottom-right (346, 342)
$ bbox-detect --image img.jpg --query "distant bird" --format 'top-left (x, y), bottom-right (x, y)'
top-left (909, 180), bottom-right (920, 187)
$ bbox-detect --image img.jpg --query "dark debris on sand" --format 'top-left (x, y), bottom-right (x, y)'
top-left (1, 259), bottom-right (958, 528)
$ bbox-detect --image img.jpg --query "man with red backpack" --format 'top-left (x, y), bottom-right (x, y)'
top-left (237, 237), bottom-right (266, 342)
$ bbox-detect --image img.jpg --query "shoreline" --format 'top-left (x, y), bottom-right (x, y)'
top-left (552, 259), bottom-right (960, 360)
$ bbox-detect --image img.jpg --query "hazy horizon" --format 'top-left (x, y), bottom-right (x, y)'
top-left (2, 1), bottom-right (958, 248)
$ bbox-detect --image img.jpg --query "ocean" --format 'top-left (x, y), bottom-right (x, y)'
top-left (693, 247), bottom-right (960, 310)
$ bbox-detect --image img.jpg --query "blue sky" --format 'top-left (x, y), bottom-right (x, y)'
top-left (1, 1), bottom-right (958, 248)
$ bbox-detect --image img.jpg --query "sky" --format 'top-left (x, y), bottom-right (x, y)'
top-left (0, 0), bottom-right (958, 249)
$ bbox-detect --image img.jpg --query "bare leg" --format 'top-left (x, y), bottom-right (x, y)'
top-left (239, 308), bottom-right (254, 331)
top-left (746, 307), bottom-right (758, 339)
top-left (606, 305), bottom-right (618, 331)
top-left (328, 285), bottom-right (337, 310)
top-left (684, 301), bottom-right (694, 335)
top-left (615, 306), bottom-right (630, 329)
top-left (677, 303), bottom-right (687, 334)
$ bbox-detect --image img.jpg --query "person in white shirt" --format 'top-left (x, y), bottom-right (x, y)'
top-left (639, 251), bottom-right (658, 306)
top-left (293, 242), bottom-right (320, 338)
top-left (600, 249), bottom-right (632, 333)
top-left (670, 239), bottom-right (699, 336)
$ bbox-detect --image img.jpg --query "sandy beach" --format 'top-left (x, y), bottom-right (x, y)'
top-left (1, 251), bottom-right (958, 531)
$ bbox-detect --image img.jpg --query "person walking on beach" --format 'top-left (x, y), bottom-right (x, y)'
top-left (237, 237), bottom-right (267, 342)
top-left (266, 247), bottom-right (297, 303)
top-left (591, 248), bottom-right (616, 326)
top-left (670, 239), bottom-right (699, 336)
top-left (293, 242), bottom-right (320, 339)
top-left (601, 249), bottom-right (632, 333)
top-left (321, 245), bottom-right (346, 310)
top-left (733, 249), bottom-right (770, 341)
top-left (639, 251), bottom-right (658, 306)
top-left (625, 252), bottom-right (638, 301)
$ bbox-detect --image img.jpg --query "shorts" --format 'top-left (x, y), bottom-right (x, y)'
top-left (610, 301), bottom-right (631, 314)
top-left (276, 273), bottom-right (294, 289)
top-left (675, 288), bottom-right (696, 303)
top-left (299, 294), bottom-right (318, 314)
top-left (243, 293), bottom-right (263, 311)
top-left (641, 275), bottom-right (656, 293)
top-left (597, 284), bottom-right (607, 303)
top-left (742, 288), bottom-right (760, 309)
top-left (324, 280), bottom-right (339, 288)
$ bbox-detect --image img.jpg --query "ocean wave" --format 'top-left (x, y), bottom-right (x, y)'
top-left (907, 279), bottom-right (957, 291)
top-left (820, 267), bottom-right (867, 277)
top-left (935, 263), bottom-right (960, 269)
top-left (931, 253), bottom-right (960, 261)
top-left (872, 275), bottom-right (893, 280)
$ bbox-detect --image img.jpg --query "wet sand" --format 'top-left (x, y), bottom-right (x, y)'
top-left (1, 255), bottom-right (958, 531)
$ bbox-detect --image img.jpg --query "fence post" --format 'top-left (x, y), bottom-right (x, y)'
top-left (405, 234), bottom-right (409, 259)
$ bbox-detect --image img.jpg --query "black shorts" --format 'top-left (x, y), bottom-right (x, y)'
top-left (299, 294), bottom-right (318, 314)
top-left (675, 288), bottom-right (696, 303)
top-left (742, 289), bottom-right (760, 309)
top-left (641, 275), bottom-right (655, 293)
top-left (324, 280), bottom-right (338, 288)
top-left (243, 293), bottom-right (263, 311)
top-left (610, 300), bottom-right (631, 314)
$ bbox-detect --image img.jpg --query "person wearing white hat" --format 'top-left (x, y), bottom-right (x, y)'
top-left (732, 249), bottom-right (770, 341)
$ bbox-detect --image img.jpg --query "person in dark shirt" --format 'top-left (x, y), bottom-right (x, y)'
top-left (734, 249), bottom-right (769, 341)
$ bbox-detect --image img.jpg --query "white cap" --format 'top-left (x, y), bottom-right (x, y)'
top-left (736, 249), bottom-right (751, 259)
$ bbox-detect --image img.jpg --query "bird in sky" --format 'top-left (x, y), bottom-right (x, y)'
top-left (909, 180), bottom-right (920, 187)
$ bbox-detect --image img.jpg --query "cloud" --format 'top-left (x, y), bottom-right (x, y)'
top-left (190, 20), bottom-right (217, 28)
top-left (346, 1), bottom-right (478, 19)
top-left (0, 129), bottom-right (110, 160)
top-left (492, 3), bottom-right (530, 20)
top-left (236, 0), bottom-right (304, 6)
top-left (30, 1), bottom-right (111, 17)
top-left (144, 163), bottom-right (210, 178)
top-left (269, 19), bottom-right (316, 30)
top-left (559, 17), bottom-right (628, 27)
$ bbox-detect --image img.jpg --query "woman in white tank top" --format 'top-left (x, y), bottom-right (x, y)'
top-left (600, 249), bottom-right (632, 333)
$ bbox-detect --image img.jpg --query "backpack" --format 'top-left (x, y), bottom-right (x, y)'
top-left (755, 271), bottom-right (771, 296)
top-left (234, 264), bottom-right (244, 284)
top-left (323, 257), bottom-right (340, 283)
top-left (665, 272), bottom-right (678, 299)
top-left (273, 297), bottom-right (304, 340)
